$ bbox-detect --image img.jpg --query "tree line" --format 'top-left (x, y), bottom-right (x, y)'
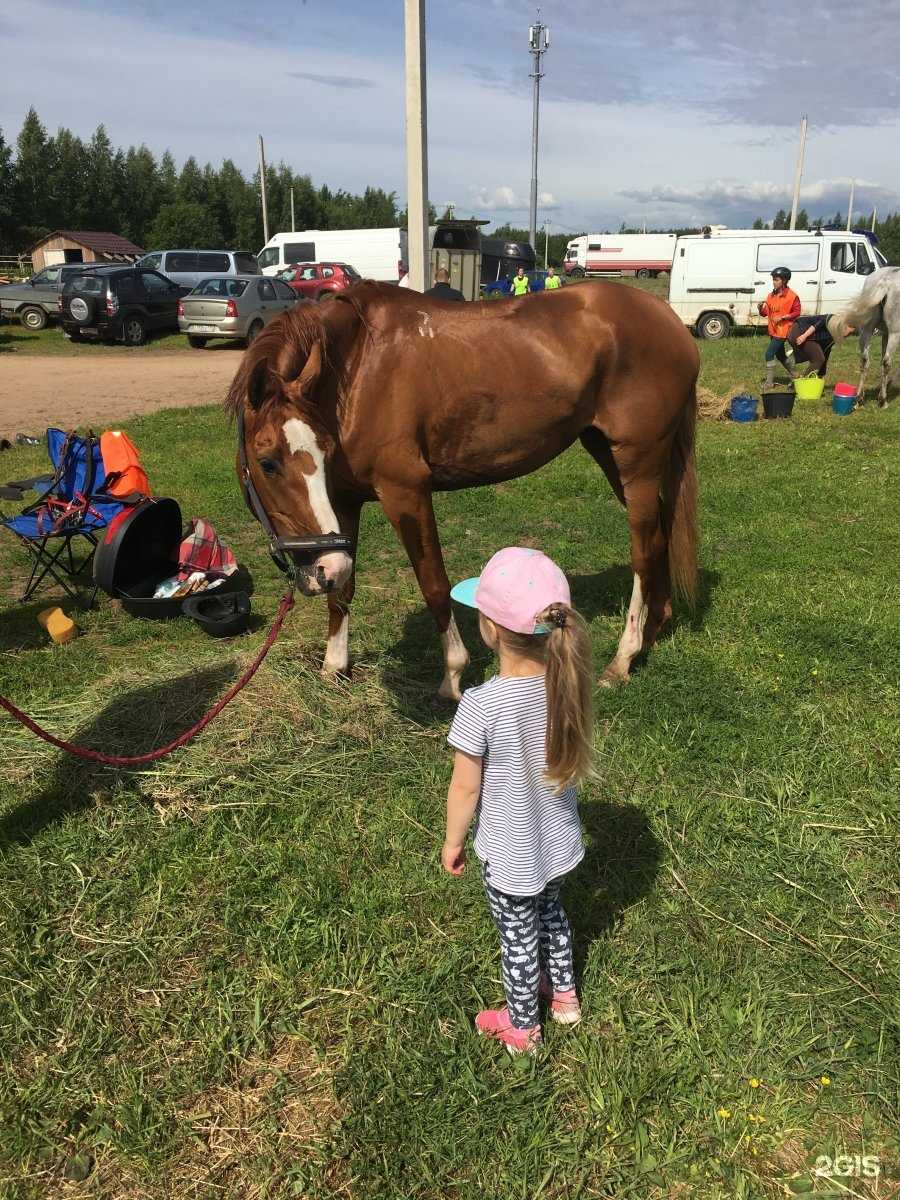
top-left (1, 108), bottom-right (897, 264)
top-left (0, 108), bottom-right (402, 256)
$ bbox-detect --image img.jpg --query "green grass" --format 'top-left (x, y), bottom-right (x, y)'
top-left (0, 324), bottom-right (241, 356)
top-left (0, 330), bottom-right (898, 1198)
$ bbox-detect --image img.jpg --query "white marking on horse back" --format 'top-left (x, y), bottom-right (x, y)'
top-left (282, 417), bottom-right (339, 533)
top-left (417, 310), bottom-right (435, 339)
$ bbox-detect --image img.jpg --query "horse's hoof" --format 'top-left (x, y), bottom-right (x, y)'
top-left (598, 665), bottom-right (629, 688)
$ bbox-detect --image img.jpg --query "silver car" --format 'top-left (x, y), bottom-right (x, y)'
top-left (178, 275), bottom-right (302, 348)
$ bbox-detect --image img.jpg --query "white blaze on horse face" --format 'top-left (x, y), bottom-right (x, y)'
top-left (438, 614), bottom-right (469, 700)
top-left (282, 416), bottom-right (353, 590)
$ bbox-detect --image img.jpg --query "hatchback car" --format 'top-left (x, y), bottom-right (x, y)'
top-left (277, 261), bottom-right (360, 302)
top-left (136, 250), bottom-right (261, 291)
top-left (178, 275), bottom-right (302, 347)
top-left (59, 266), bottom-right (182, 345)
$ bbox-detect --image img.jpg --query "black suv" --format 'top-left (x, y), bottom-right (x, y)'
top-left (58, 266), bottom-right (183, 345)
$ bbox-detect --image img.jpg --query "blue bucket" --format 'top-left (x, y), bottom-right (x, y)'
top-left (832, 394), bottom-right (855, 416)
top-left (729, 393), bottom-right (757, 422)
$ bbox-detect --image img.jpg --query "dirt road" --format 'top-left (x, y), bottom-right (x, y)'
top-left (0, 352), bottom-right (242, 438)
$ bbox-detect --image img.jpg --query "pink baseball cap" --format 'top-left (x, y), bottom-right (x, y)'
top-left (450, 547), bottom-right (570, 635)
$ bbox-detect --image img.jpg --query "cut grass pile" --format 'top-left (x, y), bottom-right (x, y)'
top-left (0, 330), bottom-right (898, 1199)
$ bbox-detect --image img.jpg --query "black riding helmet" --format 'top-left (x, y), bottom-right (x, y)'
top-left (771, 267), bottom-right (792, 282)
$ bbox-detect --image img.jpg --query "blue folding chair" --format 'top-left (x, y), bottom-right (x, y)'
top-left (1, 429), bottom-right (126, 605)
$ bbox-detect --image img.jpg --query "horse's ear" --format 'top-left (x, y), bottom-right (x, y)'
top-left (248, 358), bottom-right (269, 410)
top-left (284, 340), bottom-right (323, 404)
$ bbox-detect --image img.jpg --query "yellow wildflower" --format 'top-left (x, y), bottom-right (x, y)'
top-left (820, 1075), bottom-right (831, 1086)
top-left (717, 1108), bottom-right (732, 1119)
top-left (748, 1078), bottom-right (761, 1089)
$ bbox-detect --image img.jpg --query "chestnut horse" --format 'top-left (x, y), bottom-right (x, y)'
top-left (226, 281), bottom-right (699, 697)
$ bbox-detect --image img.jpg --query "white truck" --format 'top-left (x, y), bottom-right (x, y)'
top-left (668, 228), bottom-right (888, 339)
top-left (256, 228), bottom-right (407, 281)
top-left (563, 233), bottom-right (677, 279)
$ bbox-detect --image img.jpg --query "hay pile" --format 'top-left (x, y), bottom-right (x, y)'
top-left (697, 385), bottom-right (730, 421)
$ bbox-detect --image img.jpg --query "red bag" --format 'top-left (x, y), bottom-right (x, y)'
top-left (100, 430), bottom-right (150, 498)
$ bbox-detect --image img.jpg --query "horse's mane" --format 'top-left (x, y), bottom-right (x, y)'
top-left (224, 303), bottom-right (328, 417)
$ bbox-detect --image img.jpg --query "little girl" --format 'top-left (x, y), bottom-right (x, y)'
top-left (442, 546), bottom-right (594, 1055)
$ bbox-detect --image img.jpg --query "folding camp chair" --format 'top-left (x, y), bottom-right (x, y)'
top-left (0, 429), bottom-right (127, 606)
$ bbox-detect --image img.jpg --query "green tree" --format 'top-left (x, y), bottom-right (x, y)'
top-left (178, 156), bottom-right (206, 205)
top-left (772, 209), bottom-right (788, 229)
top-left (0, 127), bottom-right (17, 251)
top-left (120, 146), bottom-right (162, 246)
top-left (47, 128), bottom-right (89, 232)
top-left (158, 151), bottom-right (178, 206)
top-left (146, 200), bottom-right (222, 249)
top-left (82, 125), bottom-right (122, 229)
top-left (752, 217), bottom-right (765, 230)
top-left (796, 208), bottom-right (809, 230)
top-left (15, 108), bottom-right (55, 240)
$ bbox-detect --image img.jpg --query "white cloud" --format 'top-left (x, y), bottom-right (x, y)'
top-left (467, 185), bottom-right (558, 212)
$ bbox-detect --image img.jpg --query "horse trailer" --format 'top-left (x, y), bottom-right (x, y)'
top-left (668, 229), bottom-right (888, 339)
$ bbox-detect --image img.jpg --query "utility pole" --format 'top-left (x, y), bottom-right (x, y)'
top-left (528, 15), bottom-right (550, 254)
top-left (290, 187), bottom-right (296, 232)
top-left (846, 179), bottom-right (855, 232)
top-left (788, 115), bottom-right (807, 230)
top-left (871, 207), bottom-right (877, 232)
top-left (404, 0), bottom-right (429, 291)
top-left (258, 135), bottom-right (269, 245)
top-left (543, 219), bottom-right (550, 268)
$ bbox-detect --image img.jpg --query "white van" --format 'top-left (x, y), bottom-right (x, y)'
top-left (257, 228), bottom-right (408, 281)
top-left (668, 229), bottom-right (887, 338)
top-left (563, 233), bottom-right (677, 279)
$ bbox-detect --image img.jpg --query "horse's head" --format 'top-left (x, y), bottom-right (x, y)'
top-left (228, 315), bottom-right (353, 598)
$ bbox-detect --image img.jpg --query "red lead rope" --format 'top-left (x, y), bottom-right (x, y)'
top-left (0, 589), bottom-right (295, 766)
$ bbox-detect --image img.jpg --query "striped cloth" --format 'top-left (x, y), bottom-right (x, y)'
top-left (448, 674), bottom-right (584, 896)
top-left (176, 519), bottom-right (238, 581)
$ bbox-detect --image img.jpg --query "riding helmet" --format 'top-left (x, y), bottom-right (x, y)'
top-left (771, 267), bottom-right (792, 281)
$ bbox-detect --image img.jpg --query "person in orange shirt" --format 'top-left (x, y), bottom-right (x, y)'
top-left (758, 267), bottom-right (801, 389)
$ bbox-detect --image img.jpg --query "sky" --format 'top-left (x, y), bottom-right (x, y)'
top-left (2, 0), bottom-right (900, 234)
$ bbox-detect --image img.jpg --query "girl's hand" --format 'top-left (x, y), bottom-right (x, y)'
top-left (442, 841), bottom-right (466, 875)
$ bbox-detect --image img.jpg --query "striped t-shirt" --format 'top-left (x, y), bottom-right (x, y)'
top-left (447, 674), bottom-right (584, 896)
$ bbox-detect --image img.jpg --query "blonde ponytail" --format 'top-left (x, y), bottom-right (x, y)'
top-left (538, 603), bottom-right (594, 792)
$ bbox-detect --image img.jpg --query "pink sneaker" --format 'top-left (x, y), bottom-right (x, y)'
top-left (539, 973), bottom-right (582, 1025)
top-left (475, 1007), bottom-right (541, 1055)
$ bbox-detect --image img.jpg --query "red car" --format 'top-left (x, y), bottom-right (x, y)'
top-left (277, 261), bottom-right (361, 301)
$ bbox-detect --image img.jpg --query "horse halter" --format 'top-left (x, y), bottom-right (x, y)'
top-left (236, 405), bottom-right (353, 582)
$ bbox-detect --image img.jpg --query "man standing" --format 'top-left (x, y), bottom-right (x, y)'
top-left (758, 267), bottom-right (801, 389)
top-left (510, 267), bottom-right (530, 297)
top-left (425, 267), bottom-right (465, 301)
top-left (544, 265), bottom-right (562, 290)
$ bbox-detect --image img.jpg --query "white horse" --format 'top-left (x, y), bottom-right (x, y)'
top-left (841, 266), bottom-right (900, 408)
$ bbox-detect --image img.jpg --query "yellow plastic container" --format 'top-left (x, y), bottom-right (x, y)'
top-left (794, 375), bottom-right (826, 401)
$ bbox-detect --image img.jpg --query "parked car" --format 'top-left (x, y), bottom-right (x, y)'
top-left (277, 261), bottom-right (361, 301)
top-left (135, 249), bottom-right (260, 291)
top-left (483, 269), bottom-right (553, 297)
top-left (0, 263), bottom-right (106, 330)
top-left (178, 275), bottom-right (302, 347)
top-left (58, 266), bottom-right (182, 345)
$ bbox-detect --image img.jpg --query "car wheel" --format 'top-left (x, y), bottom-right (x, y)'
top-left (122, 316), bottom-right (147, 346)
top-left (188, 335), bottom-right (208, 349)
top-left (697, 312), bottom-right (731, 340)
top-left (570, 266), bottom-right (585, 279)
top-left (636, 268), bottom-right (651, 280)
top-left (246, 319), bottom-right (264, 346)
top-left (20, 306), bottom-right (48, 331)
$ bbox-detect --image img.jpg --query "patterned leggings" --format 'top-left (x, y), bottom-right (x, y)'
top-left (483, 865), bottom-right (575, 1030)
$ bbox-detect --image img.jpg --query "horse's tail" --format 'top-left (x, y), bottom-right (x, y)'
top-left (663, 384), bottom-right (698, 608)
